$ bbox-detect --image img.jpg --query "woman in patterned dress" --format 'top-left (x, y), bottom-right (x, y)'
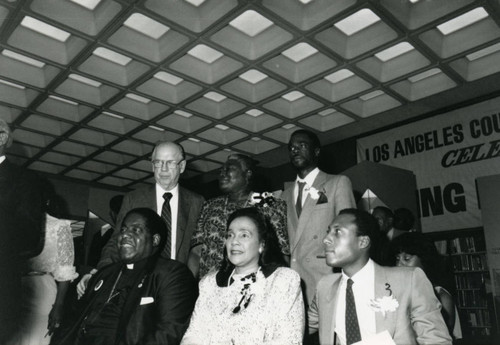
top-left (182, 207), bottom-right (304, 345)
top-left (190, 154), bottom-right (289, 278)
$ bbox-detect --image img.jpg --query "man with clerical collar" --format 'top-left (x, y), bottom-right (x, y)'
top-left (282, 129), bottom-right (356, 305)
top-left (78, 141), bottom-right (204, 297)
top-left (60, 208), bottom-right (198, 345)
top-left (308, 208), bottom-right (452, 345)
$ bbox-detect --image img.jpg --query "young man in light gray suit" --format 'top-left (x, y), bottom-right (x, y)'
top-left (282, 129), bottom-right (355, 305)
top-left (308, 208), bottom-right (452, 345)
top-left (78, 141), bottom-right (204, 296)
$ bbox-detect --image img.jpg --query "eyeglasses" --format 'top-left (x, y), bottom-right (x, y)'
top-left (151, 159), bottom-right (183, 169)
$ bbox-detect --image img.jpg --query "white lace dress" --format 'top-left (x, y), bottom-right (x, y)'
top-left (12, 214), bottom-right (78, 345)
top-left (181, 267), bottom-right (305, 345)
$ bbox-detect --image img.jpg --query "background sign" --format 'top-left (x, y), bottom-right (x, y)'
top-left (357, 97), bottom-right (500, 232)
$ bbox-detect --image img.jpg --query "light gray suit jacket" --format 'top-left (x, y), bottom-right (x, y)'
top-left (308, 263), bottom-right (452, 345)
top-left (97, 185), bottom-right (204, 268)
top-left (282, 170), bottom-right (355, 304)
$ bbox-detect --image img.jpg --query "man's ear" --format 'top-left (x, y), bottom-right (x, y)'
top-left (152, 234), bottom-right (161, 247)
top-left (314, 147), bottom-right (320, 159)
top-left (179, 159), bottom-right (186, 174)
top-left (245, 169), bottom-right (253, 182)
top-left (359, 235), bottom-right (370, 249)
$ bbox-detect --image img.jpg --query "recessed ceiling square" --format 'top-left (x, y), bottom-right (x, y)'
top-left (188, 44), bottom-right (223, 63)
top-left (437, 7), bottom-right (488, 35)
top-left (334, 8), bottom-right (380, 36)
top-left (282, 91), bottom-right (305, 102)
top-left (93, 47), bottom-right (131, 65)
top-left (281, 42), bottom-right (318, 62)
top-left (21, 16), bottom-right (70, 42)
top-left (229, 10), bottom-right (273, 37)
top-left (124, 13), bottom-right (170, 39)
top-left (375, 42), bottom-right (414, 62)
top-left (239, 69), bottom-right (268, 84)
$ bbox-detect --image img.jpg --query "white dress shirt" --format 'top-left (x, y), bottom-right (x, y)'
top-left (294, 167), bottom-right (320, 208)
top-left (155, 183), bottom-right (179, 259)
top-left (335, 259), bottom-right (377, 345)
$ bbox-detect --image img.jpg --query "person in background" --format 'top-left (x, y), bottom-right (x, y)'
top-left (371, 206), bottom-right (394, 238)
top-left (77, 141), bottom-right (204, 297)
top-left (59, 208), bottom-right (198, 345)
top-left (282, 129), bottom-right (355, 305)
top-left (392, 232), bottom-right (462, 341)
top-left (390, 207), bottom-right (416, 240)
top-left (308, 208), bottom-right (451, 345)
top-left (86, 194), bottom-right (124, 269)
top-left (190, 153), bottom-right (289, 278)
top-left (370, 206), bottom-right (395, 266)
top-left (0, 119), bottom-right (45, 343)
top-left (181, 208), bottom-right (304, 345)
top-left (9, 182), bottom-right (78, 345)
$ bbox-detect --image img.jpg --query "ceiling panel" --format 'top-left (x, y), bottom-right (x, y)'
top-left (1, 0), bottom-right (500, 189)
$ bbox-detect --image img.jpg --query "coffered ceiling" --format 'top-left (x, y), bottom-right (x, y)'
top-left (1, 0), bottom-right (500, 190)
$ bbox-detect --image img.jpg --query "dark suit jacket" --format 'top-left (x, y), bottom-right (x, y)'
top-left (60, 257), bottom-right (198, 345)
top-left (0, 159), bottom-right (44, 340)
top-left (97, 185), bottom-right (204, 269)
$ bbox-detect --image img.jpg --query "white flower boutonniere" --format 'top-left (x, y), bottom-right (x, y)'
top-left (370, 283), bottom-right (399, 316)
top-left (370, 295), bottom-right (399, 316)
top-left (304, 185), bottom-right (328, 204)
top-left (305, 185), bottom-right (321, 200)
top-left (249, 192), bottom-right (276, 208)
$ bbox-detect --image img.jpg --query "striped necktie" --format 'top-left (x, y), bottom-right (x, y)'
top-left (161, 192), bottom-right (173, 259)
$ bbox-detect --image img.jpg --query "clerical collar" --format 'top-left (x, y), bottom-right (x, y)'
top-left (126, 264), bottom-right (134, 270)
top-left (0, 155), bottom-right (5, 165)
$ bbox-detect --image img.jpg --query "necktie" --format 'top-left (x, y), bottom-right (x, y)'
top-left (345, 278), bottom-right (361, 345)
top-left (295, 181), bottom-right (306, 217)
top-left (161, 192), bottom-right (173, 259)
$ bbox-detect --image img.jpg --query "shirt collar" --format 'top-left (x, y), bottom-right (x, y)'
top-left (0, 155), bottom-right (5, 165)
top-left (342, 259), bottom-right (375, 285)
top-left (156, 183), bottom-right (179, 198)
top-left (296, 167), bottom-right (320, 187)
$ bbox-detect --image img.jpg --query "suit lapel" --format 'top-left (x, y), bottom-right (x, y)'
top-left (293, 172), bottom-right (328, 248)
top-left (283, 181), bottom-right (299, 251)
top-left (175, 187), bottom-right (189, 255)
top-left (374, 265), bottom-right (397, 338)
top-left (325, 276), bottom-right (341, 344)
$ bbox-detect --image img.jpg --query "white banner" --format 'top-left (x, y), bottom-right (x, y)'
top-left (357, 96), bottom-right (500, 232)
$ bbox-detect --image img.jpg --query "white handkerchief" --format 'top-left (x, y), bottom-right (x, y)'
top-left (140, 297), bottom-right (154, 305)
top-left (353, 330), bottom-right (396, 345)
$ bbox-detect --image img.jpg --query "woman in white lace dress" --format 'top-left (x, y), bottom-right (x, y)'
top-left (182, 207), bottom-right (305, 345)
top-left (10, 192), bottom-right (78, 345)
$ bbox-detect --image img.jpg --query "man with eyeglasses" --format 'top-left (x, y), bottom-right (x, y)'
top-left (77, 141), bottom-right (204, 297)
top-left (0, 119), bottom-right (45, 342)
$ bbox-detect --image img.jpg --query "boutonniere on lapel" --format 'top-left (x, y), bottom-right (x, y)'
top-left (249, 192), bottom-right (276, 208)
top-left (304, 185), bottom-right (328, 205)
top-left (370, 283), bottom-right (399, 317)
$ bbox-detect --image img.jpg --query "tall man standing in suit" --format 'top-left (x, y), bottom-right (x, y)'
top-left (78, 141), bottom-right (204, 296)
top-left (309, 209), bottom-right (452, 345)
top-left (282, 129), bottom-right (355, 305)
top-left (0, 119), bottom-right (45, 342)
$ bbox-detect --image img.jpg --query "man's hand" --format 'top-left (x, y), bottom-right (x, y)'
top-left (76, 271), bottom-right (95, 299)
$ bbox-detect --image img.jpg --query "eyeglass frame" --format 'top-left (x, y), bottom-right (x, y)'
top-left (151, 159), bottom-right (184, 170)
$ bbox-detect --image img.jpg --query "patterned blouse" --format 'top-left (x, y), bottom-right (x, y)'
top-left (181, 267), bottom-right (304, 345)
top-left (191, 192), bottom-right (290, 278)
top-left (26, 214), bottom-right (78, 282)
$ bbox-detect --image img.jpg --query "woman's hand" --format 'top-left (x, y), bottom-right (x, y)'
top-left (47, 303), bottom-right (63, 336)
